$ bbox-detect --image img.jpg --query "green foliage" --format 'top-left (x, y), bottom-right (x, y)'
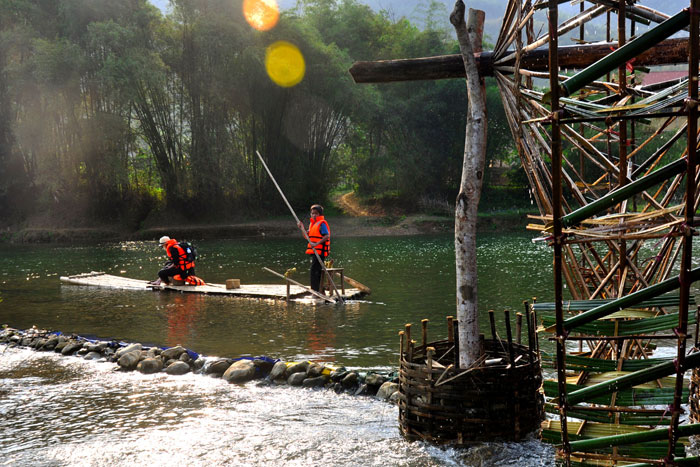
top-left (0, 0), bottom-right (522, 226)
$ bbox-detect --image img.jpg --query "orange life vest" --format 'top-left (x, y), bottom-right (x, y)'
top-left (305, 216), bottom-right (330, 256)
top-left (165, 239), bottom-right (195, 273)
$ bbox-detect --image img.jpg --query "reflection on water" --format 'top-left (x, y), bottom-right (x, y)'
top-left (0, 234), bottom-right (560, 465)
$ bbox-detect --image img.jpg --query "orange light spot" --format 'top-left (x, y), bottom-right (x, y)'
top-left (243, 0), bottom-right (279, 31)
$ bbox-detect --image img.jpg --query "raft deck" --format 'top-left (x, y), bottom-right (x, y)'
top-left (60, 272), bottom-right (364, 301)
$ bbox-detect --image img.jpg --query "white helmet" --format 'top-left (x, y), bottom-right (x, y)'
top-left (159, 236), bottom-right (170, 245)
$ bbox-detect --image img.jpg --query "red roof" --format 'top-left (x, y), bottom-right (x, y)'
top-left (640, 71), bottom-right (687, 86)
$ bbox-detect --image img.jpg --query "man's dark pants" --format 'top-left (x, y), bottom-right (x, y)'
top-left (309, 254), bottom-right (327, 292)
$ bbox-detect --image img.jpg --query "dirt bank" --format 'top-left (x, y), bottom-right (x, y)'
top-left (4, 212), bottom-right (532, 244)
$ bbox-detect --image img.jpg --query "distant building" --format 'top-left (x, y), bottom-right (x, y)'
top-left (640, 70), bottom-right (687, 86)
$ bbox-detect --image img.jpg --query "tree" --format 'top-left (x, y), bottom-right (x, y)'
top-left (451, 1), bottom-right (486, 368)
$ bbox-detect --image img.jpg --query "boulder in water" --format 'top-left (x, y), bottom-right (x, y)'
top-left (205, 359), bottom-right (232, 376)
top-left (302, 375), bottom-right (328, 388)
top-left (269, 361), bottom-right (287, 381)
top-left (376, 382), bottom-right (399, 401)
top-left (117, 351), bottom-right (141, 371)
top-left (138, 358), bottom-right (164, 374)
top-left (116, 343), bottom-right (141, 358)
top-left (287, 372), bottom-right (306, 386)
top-left (285, 361), bottom-right (309, 378)
top-left (165, 361), bottom-right (191, 375)
top-left (161, 345), bottom-right (186, 360)
top-left (222, 360), bottom-right (256, 384)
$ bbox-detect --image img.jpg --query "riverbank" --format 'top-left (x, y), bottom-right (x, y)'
top-left (3, 211), bottom-right (533, 244)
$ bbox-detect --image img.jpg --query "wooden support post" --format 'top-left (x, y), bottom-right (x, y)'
top-left (421, 319), bottom-right (428, 348)
top-left (453, 320), bottom-right (460, 366)
top-left (516, 312), bottom-right (523, 345)
top-left (489, 310), bottom-right (498, 342)
top-left (504, 310), bottom-right (515, 366)
top-left (524, 301), bottom-right (534, 364)
top-left (405, 324), bottom-right (412, 353)
top-left (399, 331), bottom-right (405, 362)
top-left (447, 316), bottom-right (454, 343)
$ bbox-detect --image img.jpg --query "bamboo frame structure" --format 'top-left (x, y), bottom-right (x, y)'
top-left (348, 0), bottom-right (700, 464)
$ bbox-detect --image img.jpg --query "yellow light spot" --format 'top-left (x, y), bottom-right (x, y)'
top-left (243, 0), bottom-right (279, 31)
top-left (265, 41), bottom-right (305, 88)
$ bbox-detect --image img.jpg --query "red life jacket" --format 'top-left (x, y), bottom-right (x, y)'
top-left (165, 239), bottom-right (195, 273)
top-left (305, 216), bottom-right (330, 256)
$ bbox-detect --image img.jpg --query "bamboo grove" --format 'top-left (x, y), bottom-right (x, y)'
top-left (0, 0), bottom-right (520, 226)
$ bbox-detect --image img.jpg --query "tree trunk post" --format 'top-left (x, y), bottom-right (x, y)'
top-left (451, 1), bottom-right (487, 368)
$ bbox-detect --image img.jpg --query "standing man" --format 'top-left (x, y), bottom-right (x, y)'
top-left (297, 204), bottom-right (330, 292)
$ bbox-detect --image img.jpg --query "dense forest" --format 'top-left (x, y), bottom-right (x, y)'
top-left (0, 0), bottom-right (521, 229)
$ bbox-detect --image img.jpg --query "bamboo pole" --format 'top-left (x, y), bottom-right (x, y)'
top-left (564, 351), bottom-right (700, 405)
top-left (563, 267), bottom-right (700, 331)
top-left (262, 267), bottom-right (335, 303)
top-left (668, 3), bottom-right (699, 459)
top-left (560, 159), bottom-right (687, 228)
top-left (548, 1), bottom-right (570, 457)
top-left (256, 151), bottom-right (344, 303)
top-left (566, 423), bottom-right (700, 451)
top-left (552, 10), bottom-right (690, 99)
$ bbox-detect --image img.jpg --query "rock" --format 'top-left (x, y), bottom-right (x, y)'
top-left (116, 343), bottom-right (142, 358)
top-left (330, 370), bottom-right (348, 382)
top-left (302, 375), bottom-right (328, 388)
top-left (205, 359), bottom-right (232, 376)
top-left (307, 363), bottom-right (325, 378)
top-left (32, 338), bottom-right (46, 349)
top-left (164, 359), bottom-right (178, 368)
top-left (222, 360), bottom-right (256, 384)
top-left (193, 358), bottom-right (204, 371)
top-left (341, 372), bottom-right (359, 389)
top-left (54, 341), bottom-right (68, 352)
top-left (285, 361), bottom-right (310, 378)
top-left (254, 359), bottom-right (274, 376)
top-left (161, 345), bottom-right (187, 360)
top-left (365, 373), bottom-right (385, 387)
top-left (137, 358), bottom-right (164, 374)
top-left (389, 391), bottom-right (403, 404)
top-left (269, 361), bottom-right (287, 381)
top-left (287, 372), bottom-right (307, 386)
top-left (117, 351), bottom-right (141, 371)
top-left (179, 352), bottom-right (191, 363)
top-left (83, 351), bottom-right (103, 361)
top-left (354, 384), bottom-right (369, 396)
top-left (376, 382), bottom-right (399, 401)
top-left (165, 361), bottom-right (191, 375)
top-left (42, 337), bottom-right (59, 350)
top-left (87, 342), bottom-right (106, 353)
top-left (21, 337), bottom-right (32, 347)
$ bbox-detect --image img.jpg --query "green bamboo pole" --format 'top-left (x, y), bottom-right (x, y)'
top-left (561, 158), bottom-right (687, 228)
top-left (550, 9), bottom-right (690, 99)
top-left (566, 424), bottom-right (700, 450)
top-left (562, 267), bottom-right (700, 331)
top-left (624, 456), bottom-right (699, 467)
top-left (564, 351), bottom-right (700, 406)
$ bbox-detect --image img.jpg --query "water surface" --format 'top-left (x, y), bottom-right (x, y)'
top-left (1, 233), bottom-right (558, 465)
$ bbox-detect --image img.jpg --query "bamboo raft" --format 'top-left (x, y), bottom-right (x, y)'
top-left (60, 272), bottom-right (366, 302)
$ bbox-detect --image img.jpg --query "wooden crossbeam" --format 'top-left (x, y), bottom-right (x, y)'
top-left (349, 38), bottom-right (690, 83)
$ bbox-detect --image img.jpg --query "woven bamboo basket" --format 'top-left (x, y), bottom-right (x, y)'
top-left (398, 338), bottom-right (544, 445)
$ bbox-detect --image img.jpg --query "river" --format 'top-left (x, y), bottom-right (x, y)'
top-left (0, 233), bottom-right (559, 465)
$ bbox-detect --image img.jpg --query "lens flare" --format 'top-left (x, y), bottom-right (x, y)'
top-left (243, 0), bottom-right (279, 31)
top-left (265, 41), bottom-right (305, 88)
